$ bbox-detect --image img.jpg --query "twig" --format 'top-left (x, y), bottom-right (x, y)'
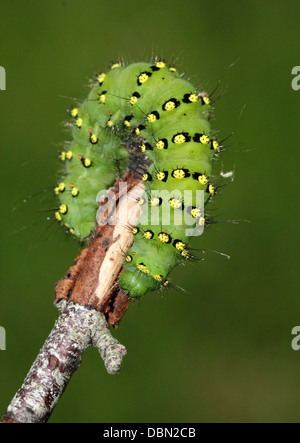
top-left (1, 303), bottom-right (127, 423)
top-left (1, 174), bottom-right (145, 423)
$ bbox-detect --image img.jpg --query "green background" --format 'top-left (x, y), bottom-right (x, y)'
top-left (0, 0), bottom-right (299, 423)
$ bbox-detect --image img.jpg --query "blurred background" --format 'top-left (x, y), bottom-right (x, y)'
top-left (0, 0), bottom-right (299, 423)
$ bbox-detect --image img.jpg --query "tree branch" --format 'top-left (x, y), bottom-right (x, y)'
top-left (1, 303), bottom-right (127, 423)
top-left (1, 174), bottom-right (145, 423)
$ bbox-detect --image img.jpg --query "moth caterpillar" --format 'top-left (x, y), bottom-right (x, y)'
top-left (55, 60), bottom-right (224, 298)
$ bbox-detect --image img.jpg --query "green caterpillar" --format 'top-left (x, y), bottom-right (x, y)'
top-left (55, 60), bottom-right (222, 298)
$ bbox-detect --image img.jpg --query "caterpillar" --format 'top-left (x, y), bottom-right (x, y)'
top-left (55, 60), bottom-right (224, 298)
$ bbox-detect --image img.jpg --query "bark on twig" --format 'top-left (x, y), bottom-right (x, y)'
top-left (1, 173), bottom-right (144, 423)
top-left (54, 173), bottom-right (145, 326)
top-left (1, 303), bottom-right (127, 423)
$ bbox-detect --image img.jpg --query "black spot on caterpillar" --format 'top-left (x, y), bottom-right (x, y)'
top-left (55, 60), bottom-right (226, 298)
